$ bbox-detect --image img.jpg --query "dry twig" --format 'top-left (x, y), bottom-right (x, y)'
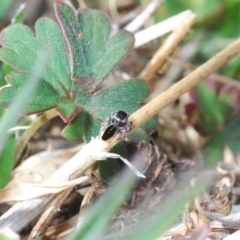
top-left (29, 188), bottom-right (73, 240)
top-left (14, 109), bottom-right (58, 167)
top-left (168, 57), bottom-right (240, 88)
top-left (139, 11), bottom-right (196, 82)
top-left (134, 10), bottom-right (194, 48)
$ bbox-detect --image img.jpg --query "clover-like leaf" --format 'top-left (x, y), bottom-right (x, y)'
top-left (55, 2), bottom-right (134, 93)
top-left (0, 72), bottom-right (61, 113)
top-left (63, 110), bottom-right (100, 142)
top-left (0, 1), bottom-right (154, 143)
top-left (62, 79), bottom-right (154, 141)
top-left (79, 79), bottom-right (149, 121)
top-left (0, 17), bottom-right (82, 121)
top-left (0, 18), bottom-right (73, 97)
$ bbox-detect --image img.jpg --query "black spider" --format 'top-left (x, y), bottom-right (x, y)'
top-left (101, 111), bottom-right (132, 141)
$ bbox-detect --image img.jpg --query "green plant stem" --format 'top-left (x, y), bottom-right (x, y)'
top-left (14, 109), bottom-right (58, 167)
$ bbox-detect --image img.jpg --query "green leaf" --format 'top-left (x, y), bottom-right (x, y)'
top-left (62, 111), bottom-right (100, 142)
top-left (0, 49), bottom-right (47, 189)
top-left (0, 1), bottom-right (151, 148)
top-left (0, 137), bottom-right (15, 188)
top-left (0, 18), bottom-right (75, 94)
top-left (218, 92), bottom-right (231, 123)
top-left (0, 3), bottom-right (25, 88)
top-left (56, 103), bottom-right (81, 122)
top-left (79, 79), bottom-right (149, 121)
top-left (141, 115), bottom-right (158, 132)
top-left (11, 3), bottom-right (25, 24)
top-left (222, 110), bottom-right (240, 153)
top-left (0, 16), bottom-right (82, 118)
top-left (0, 72), bottom-right (61, 113)
top-left (128, 116), bottom-right (157, 141)
top-left (202, 109), bottom-right (240, 167)
top-left (0, 0), bottom-right (12, 18)
top-left (95, 158), bottom-right (121, 182)
top-left (129, 128), bottom-right (149, 142)
top-left (197, 82), bottom-right (224, 125)
top-left (55, 2), bottom-right (134, 93)
top-left (0, 4), bottom-right (26, 189)
top-left (202, 134), bottom-right (225, 167)
top-left (0, 64), bottom-right (13, 87)
top-left (63, 79), bottom-right (151, 141)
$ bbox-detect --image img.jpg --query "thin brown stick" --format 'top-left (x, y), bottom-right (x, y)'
top-left (14, 109), bottom-right (58, 167)
top-left (134, 10), bottom-right (193, 48)
top-left (29, 188), bottom-right (73, 240)
top-left (168, 57), bottom-right (240, 88)
top-left (130, 37), bottom-right (240, 131)
top-left (139, 12), bottom-right (196, 82)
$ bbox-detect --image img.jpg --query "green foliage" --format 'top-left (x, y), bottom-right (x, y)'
top-left (196, 82), bottom-right (231, 134)
top-left (0, 3), bottom-right (25, 86)
top-left (0, 18), bottom-right (72, 105)
top-left (222, 110), bottom-right (240, 153)
top-left (195, 82), bottom-right (238, 167)
top-left (55, 3), bottom-right (134, 93)
top-left (203, 109), bottom-right (240, 167)
top-left (202, 134), bottom-right (225, 168)
top-left (11, 3), bottom-right (25, 24)
top-left (0, 1), bottom-right (153, 143)
top-left (0, 1), bottom-right (155, 183)
top-left (0, 49), bottom-right (47, 188)
top-left (0, 0), bottom-right (12, 18)
top-left (0, 136), bottom-right (15, 188)
top-left (197, 83), bottom-right (240, 167)
top-left (0, 4), bottom-right (26, 189)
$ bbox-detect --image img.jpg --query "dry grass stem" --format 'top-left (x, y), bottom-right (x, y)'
top-left (14, 109), bottom-right (58, 167)
top-left (108, 0), bottom-right (120, 21)
top-left (168, 57), bottom-right (240, 88)
top-left (124, 0), bottom-right (164, 32)
top-left (134, 10), bottom-right (193, 48)
top-left (29, 188), bottom-right (73, 240)
top-left (130, 37), bottom-right (240, 131)
top-left (139, 12), bottom-right (196, 82)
